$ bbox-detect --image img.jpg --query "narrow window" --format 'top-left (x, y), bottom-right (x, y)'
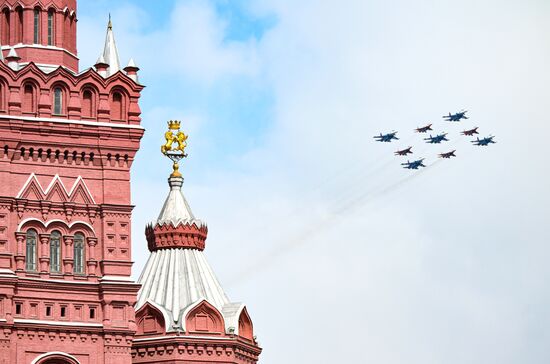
top-left (82, 90), bottom-right (93, 118)
top-left (48, 10), bottom-right (54, 46)
top-left (15, 303), bottom-right (22, 315)
top-left (73, 233), bottom-right (85, 274)
top-left (53, 87), bottom-right (63, 115)
top-left (50, 231), bottom-right (61, 273)
top-left (112, 92), bottom-right (123, 120)
top-left (25, 229), bottom-right (37, 271)
top-left (90, 307), bottom-right (96, 319)
top-left (22, 84), bottom-right (34, 114)
top-left (2, 9), bottom-right (10, 45)
top-left (60, 306), bottom-right (66, 317)
top-left (46, 306), bottom-right (52, 317)
top-left (16, 7), bottom-right (23, 43)
top-left (34, 8), bottom-right (40, 44)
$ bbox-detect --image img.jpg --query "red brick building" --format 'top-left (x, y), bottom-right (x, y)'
top-left (0, 1), bottom-right (261, 363)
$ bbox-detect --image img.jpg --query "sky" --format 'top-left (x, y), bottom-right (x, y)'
top-left (77, 1), bottom-right (550, 363)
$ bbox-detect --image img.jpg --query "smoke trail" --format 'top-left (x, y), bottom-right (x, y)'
top-left (227, 158), bottom-right (444, 286)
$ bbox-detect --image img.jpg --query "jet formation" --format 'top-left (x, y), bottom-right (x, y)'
top-left (374, 110), bottom-right (496, 170)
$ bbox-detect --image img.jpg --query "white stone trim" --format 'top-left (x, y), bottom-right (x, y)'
top-left (20, 276), bottom-right (98, 285)
top-left (16, 173), bottom-right (97, 205)
top-left (2, 44), bottom-right (79, 59)
top-left (16, 173), bottom-right (39, 199)
top-left (0, 114), bottom-right (144, 130)
top-left (100, 275), bottom-right (136, 282)
top-left (132, 335), bottom-right (235, 342)
top-left (17, 218), bottom-right (96, 236)
top-left (31, 351), bottom-right (80, 364)
top-left (15, 319), bottom-right (102, 327)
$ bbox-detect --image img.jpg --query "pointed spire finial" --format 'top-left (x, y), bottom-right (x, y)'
top-left (102, 14), bottom-right (121, 76)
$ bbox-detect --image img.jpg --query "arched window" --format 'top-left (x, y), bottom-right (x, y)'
top-left (82, 89), bottom-right (93, 118)
top-left (2, 8), bottom-right (10, 45)
top-left (22, 84), bottom-right (35, 114)
top-left (26, 229), bottom-right (38, 271)
top-left (15, 7), bottom-right (23, 44)
top-left (34, 8), bottom-right (40, 44)
top-left (73, 233), bottom-right (85, 274)
top-left (111, 91), bottom-right (123, 120)
top-left (50, 231), bottom-right (61, 273)
top-left (53, 87), bottom-right (63, 115)
top-left (48, 9), bottom-right (55, 46)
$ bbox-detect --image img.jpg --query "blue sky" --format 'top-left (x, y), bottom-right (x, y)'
top-left (77, 1), bottom-right (550, 363)
top-left (79, 0), bottom-right (276, 179)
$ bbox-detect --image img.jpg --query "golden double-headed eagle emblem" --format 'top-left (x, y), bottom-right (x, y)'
top-left (161, 120), bottom-right (188, 178)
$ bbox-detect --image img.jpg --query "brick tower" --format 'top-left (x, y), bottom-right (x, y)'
top-left (131, 124), bottom-right (262, 363)
top-left (0, 1), bottom-right (144, 363)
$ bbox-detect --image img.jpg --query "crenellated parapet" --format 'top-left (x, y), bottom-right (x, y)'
top-left (145, 221), bottom-right (208, 251)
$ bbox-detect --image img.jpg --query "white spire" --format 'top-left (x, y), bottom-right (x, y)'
top-left (126, 58), bottom-right (138, 68)
top-left (102, 14), bottom-right (121, 77)
top-left (156, 176), bottom-right (204, 227)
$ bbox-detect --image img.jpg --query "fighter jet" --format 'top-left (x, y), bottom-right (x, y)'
top-left (373, 131), bottom-right (399, 142)
top-left (443, 110), bottom-right (468, 122)
top-left (394, 147), bottom-right (413, 156)
top-left (461, 127), bottom-right (479, 136)
top-left (415, 124), bottom-right (433, 133)
top-left (471, 136), bottom-right (496, 146)
top-left (424, 133), bottom-right (449, 144)
top-left (438, 150), bottom-right (457, 159)
top-left (402, 159), bottom-right (426, 170)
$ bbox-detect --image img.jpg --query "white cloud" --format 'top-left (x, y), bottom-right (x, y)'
top-left (81, 0), bottom-right (550, 363)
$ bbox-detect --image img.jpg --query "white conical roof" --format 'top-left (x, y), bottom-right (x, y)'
top-left (137, 248), bottom-right (230, 326)
top-left (136, 175), bottom-right (244, 333)
top-left (156, 176), bottom-right (204, 227)
top-left (102, 16), bottom-right (121, 76)
top-left (126, 58), bottom-right (138, 69)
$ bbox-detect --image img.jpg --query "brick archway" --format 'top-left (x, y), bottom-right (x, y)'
top-left (32, 352), bottom-right (80, 364)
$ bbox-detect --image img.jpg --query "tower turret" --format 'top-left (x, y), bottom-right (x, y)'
top-left (133, 122), bottom-right (262, 364)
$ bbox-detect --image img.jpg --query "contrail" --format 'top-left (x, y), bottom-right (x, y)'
top-left (226, 158), bottom-right (444, 287)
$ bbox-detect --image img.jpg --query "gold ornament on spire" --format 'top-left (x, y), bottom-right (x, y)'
top-left (161, 120), bottom-right (188, 178)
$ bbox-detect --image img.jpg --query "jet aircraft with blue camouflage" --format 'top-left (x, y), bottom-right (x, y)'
top-left (373, 131), bottom-right (399, 142)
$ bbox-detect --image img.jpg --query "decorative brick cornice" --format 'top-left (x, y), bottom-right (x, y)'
top-left (131, 335), bottom-right (261, 363)
top-left (145, 222), bottom-right (208, 252)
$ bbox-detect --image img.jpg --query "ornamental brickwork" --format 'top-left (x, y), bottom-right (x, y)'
top-left (0, 1), bottom-right (144, 363)
top-left (0, 1), bottom-right (262, 363)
